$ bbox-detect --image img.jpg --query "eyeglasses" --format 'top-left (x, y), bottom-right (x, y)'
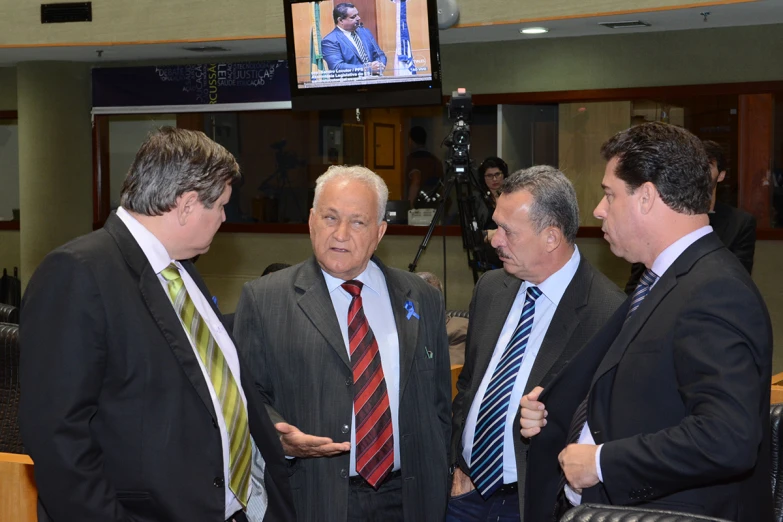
top-left (484, 172), bottom-right (503, 180)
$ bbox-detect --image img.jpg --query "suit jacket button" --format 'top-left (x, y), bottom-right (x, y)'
top-left (213, 477), bottom-right (225, 488)
top-left (340, 468), bottom-right (349, 479)
top-left (345, 377), bottom-right (353, 386)
top-left (341, 424), bottom-right (350, 434)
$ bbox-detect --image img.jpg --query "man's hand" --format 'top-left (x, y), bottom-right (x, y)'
top-left (558, 444), bottom-right (599, 491)
top-left (519, 386), bottom-right (547, 438)
top-left (275, 422), bottom-right (351, 458)
top-left (450, 467), bottom-right (475, 497)
top-left (370, 61), bottom-right (383, 74)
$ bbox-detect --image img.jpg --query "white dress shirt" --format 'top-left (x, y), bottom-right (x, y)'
top-left (116, 207), bottom-right (251, 519)
top-left (566, 226), bottom-right (713, 505)
top-left (322, 260), bottom-right (402, 475)
top-left (463, 247), bottom-right (581, 483)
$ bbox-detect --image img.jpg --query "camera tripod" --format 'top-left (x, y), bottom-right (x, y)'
top-left (407, 161), bottom-right (491, 286)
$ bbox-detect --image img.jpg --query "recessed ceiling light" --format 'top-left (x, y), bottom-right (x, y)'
top-left (520, 27), bottom-right (549, 35)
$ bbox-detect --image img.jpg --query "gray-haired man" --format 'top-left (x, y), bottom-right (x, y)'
top-left (448, 166), bottom-right (624, 521)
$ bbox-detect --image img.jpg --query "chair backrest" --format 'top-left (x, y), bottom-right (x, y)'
top-left (446, 309), bottom-right (469, 319)
top-left (560, 504), bottom-right (731, 521)
top-left (0, 304), bottom-right (19, 325)
top-left (0, 322), bottom-right (23, 454)
top-left (771, 403), bottom-right (783, 521)
top-left (0, 269), bottom-right (21, 308)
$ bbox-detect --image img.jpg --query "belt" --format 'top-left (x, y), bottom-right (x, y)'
top-left (226, 509), bottom-right (248, 522)
top-left (494, 482), bottom-right (518, 495)
top-left (349, 469), bottom-right (402, 488)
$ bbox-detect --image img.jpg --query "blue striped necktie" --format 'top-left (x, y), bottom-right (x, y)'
top-left (626, 268), bottom-right (658, 321)
top-left (471, 285), bottom-right (543, 499)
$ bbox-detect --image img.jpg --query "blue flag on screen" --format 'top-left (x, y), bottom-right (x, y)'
top-left (393, 0), bottom-right (417, 76)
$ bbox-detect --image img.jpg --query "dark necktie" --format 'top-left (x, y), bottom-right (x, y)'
top-left (471, 286), bottom-right (543, 499)
top-left (555, 268), bottom-right (660, 511)
top-left (342, 280), bottom-right (394, 488)
top-left (350, 31), bottom-right (369, 63)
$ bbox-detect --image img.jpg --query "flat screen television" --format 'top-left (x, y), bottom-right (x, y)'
top-left (283, 0), bottom-right (442, 110)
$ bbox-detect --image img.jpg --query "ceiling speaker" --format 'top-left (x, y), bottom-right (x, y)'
top-left (437, 0), bottom-right (460, 30)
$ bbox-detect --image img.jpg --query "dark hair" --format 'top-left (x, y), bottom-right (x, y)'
top-left (702, 139), bottom-right (727, 174)
top-left (120, 127), bottom-right (240, 216)
top-left (333, 2), bottom-right (355, 24)
top-left (262, 263), bottom-right (292, 276)
top-left (501, 165), bottom-right (580, 244)
top-left (409, 126), bottom-right (427, 146)
top-left (600, 122), bottom-right (711, 215)
top-left (478, 156), bottom-right (509, 192)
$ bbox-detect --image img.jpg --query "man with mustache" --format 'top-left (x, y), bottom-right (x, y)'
top-left (449, 166), bottom-right (624, 521)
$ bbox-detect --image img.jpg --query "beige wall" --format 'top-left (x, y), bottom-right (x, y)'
top-left (0, 0), bottom-right (730, 45)
top-left (441, 23), bottom-right (783, 93)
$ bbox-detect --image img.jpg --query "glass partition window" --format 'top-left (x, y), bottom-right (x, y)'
top-left (108, 114), bottom-right (176, 211)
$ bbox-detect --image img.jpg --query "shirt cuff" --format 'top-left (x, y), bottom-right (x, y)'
top-left (595, 443), bottom-right (604, 483)
top-left (564, 484), bottom-right (581, 506)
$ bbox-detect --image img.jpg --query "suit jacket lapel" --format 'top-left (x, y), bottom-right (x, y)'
top-left (470, 273), bottom-right (523, 398)
top-left (337, 29), bottom-right (364, 63)
top-left (524, 257), bottom-right (590, 394)
top-left (375, 258), bottom-right (420, 396)
top-left (295, 257), bottom-right (352, 371)
top-left (103, 213), bottom-right (218, 420)
top-left (591, 233), bottom-right (724, 386)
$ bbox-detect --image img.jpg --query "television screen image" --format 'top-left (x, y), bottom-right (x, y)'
top-left (284, 0), bottom-right (442, 109)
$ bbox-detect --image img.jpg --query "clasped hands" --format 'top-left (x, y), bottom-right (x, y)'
top-left (519, 386), bottom-right (599, 492)
top-left (275, 422), bottom-right (351, 458)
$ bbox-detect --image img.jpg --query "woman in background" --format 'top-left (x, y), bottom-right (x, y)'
top-left (472, 156), bottom-right (508, 270)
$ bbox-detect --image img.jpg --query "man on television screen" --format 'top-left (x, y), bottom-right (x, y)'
top-left (322, 2), bottom-right (387, 75)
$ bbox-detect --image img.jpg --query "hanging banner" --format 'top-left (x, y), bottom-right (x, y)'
top-left (92, 60), bottom-right (292, 114)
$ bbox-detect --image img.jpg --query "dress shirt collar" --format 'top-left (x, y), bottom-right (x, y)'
top-left (338, 26), bottom-right (358, 38)
top-left (116, 207), bottom-right (177, 274)
top-left (529, 245), bottom-right (581, 307)
top-left (651, 225), bottom-right (712, 280)
top-left (322, 260), bottom-right (383, 298)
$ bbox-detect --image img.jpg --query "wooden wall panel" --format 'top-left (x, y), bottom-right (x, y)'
top-left (558, 101), bottom-right (631, 227)
top-left (738, 94), bottom-right (774, 227)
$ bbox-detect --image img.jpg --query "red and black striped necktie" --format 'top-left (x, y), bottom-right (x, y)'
top-left (342, 280), bottom-right (394, 489)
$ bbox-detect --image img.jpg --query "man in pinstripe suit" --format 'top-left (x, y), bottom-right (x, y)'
top-left (234, 165), bottom-right (451, 521)
top-left (449, 166), bottom-right (624, 521)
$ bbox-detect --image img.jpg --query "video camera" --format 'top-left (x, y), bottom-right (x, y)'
top-left (445, 89), bottom-right (473, 170)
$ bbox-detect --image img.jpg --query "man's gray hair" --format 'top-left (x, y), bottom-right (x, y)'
top-left (500, 165), bottom-right (580, 244)
top-left (416, 271), bottom-right (442, 293)
top-left (313, 165), bottom-right (389, 224)
top-left (120, 127), bottom-right (240, 216)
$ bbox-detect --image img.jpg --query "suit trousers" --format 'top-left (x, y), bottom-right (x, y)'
top-left (347, 473), bottom-right (404, 521)
top-left (445, 487), bottom-right (520, 522)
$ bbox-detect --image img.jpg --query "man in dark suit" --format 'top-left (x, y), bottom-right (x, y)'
top-left (448, 166), bottom-right (624, 521)
top-left (233, 166), bottom-right (451, 521)
top-left (19, 127), bottom-right (295, 522)
top-left (322, 3), bottom-right (386, 75)
top-left (521, 123), bottom-right (772, 521)
top-left (624, 139), bottom-right (756, 293)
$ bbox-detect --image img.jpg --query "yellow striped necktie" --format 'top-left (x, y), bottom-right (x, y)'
top-left (160, 263), bottom-right (252, 507)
